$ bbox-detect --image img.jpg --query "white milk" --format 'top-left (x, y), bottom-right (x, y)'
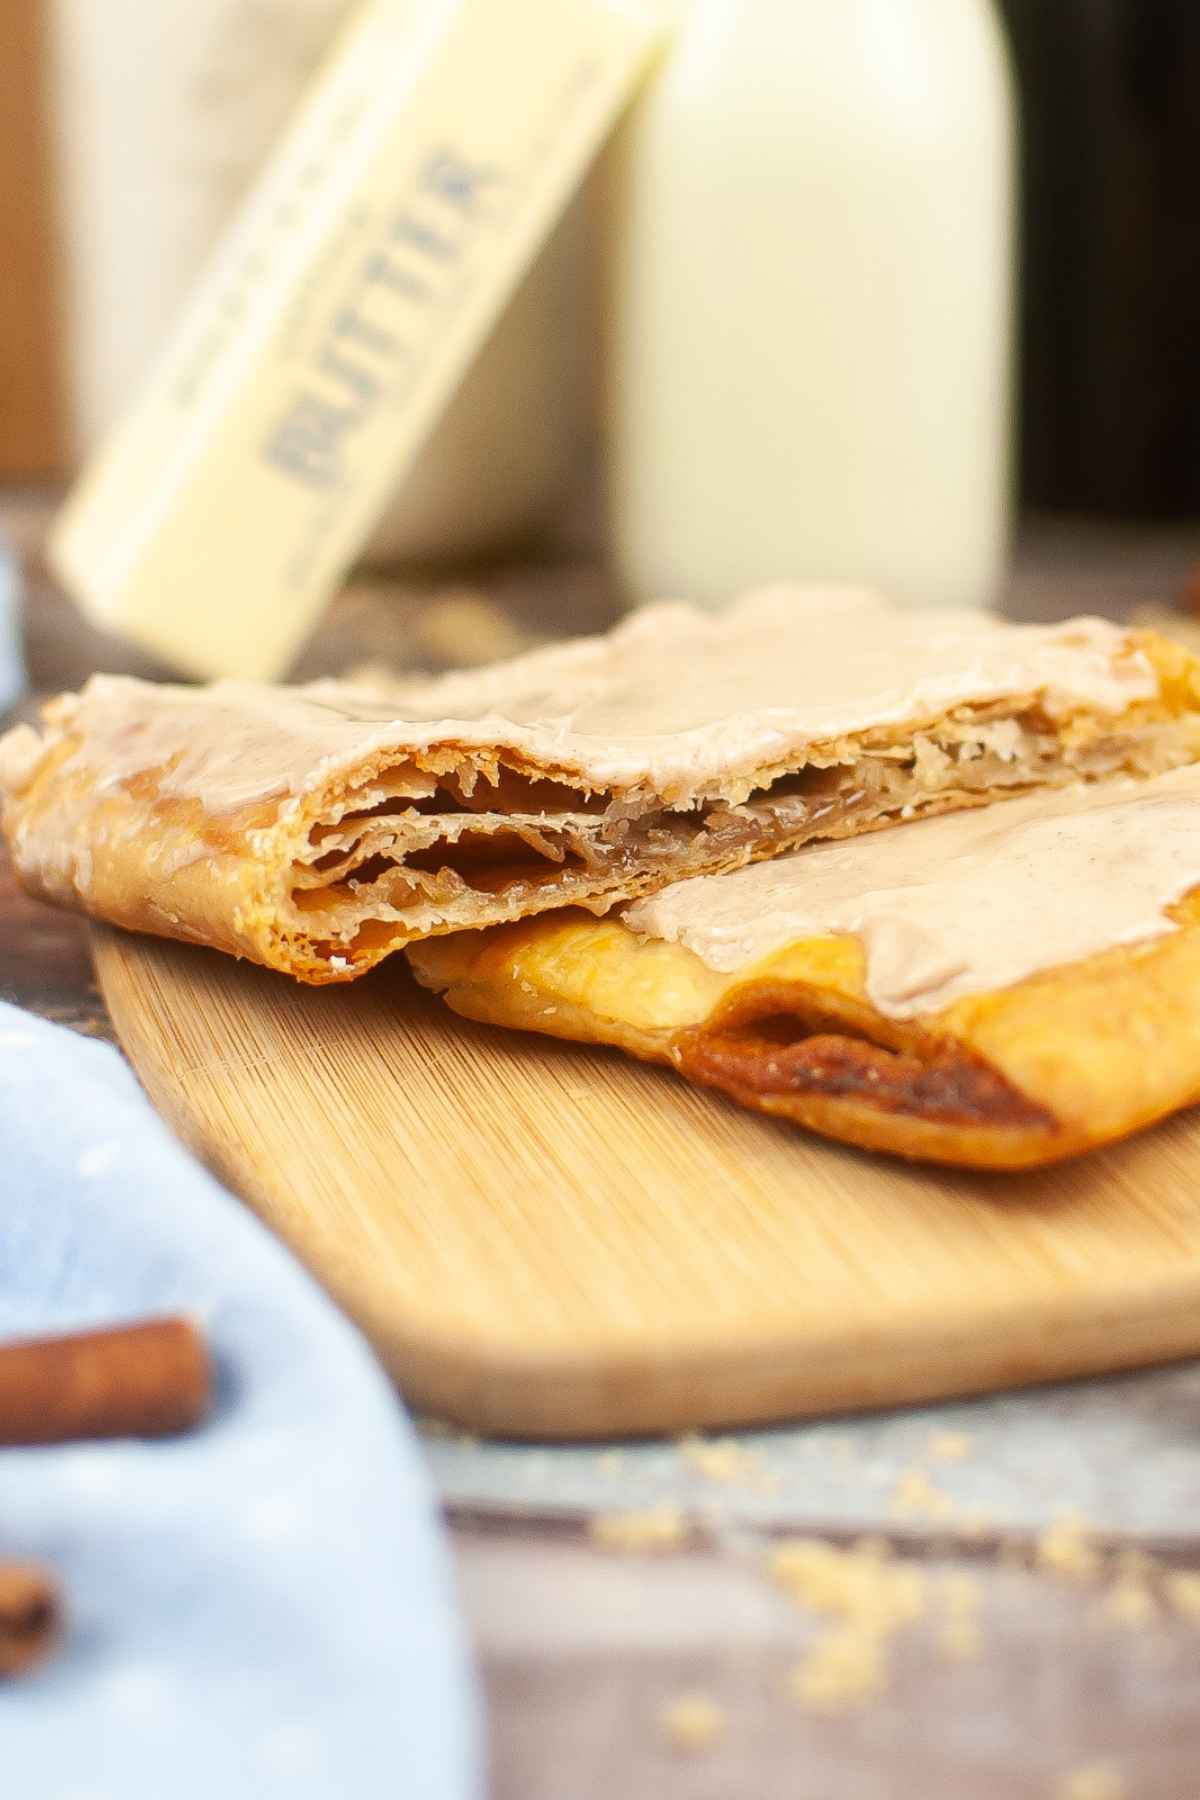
top-left (604, 0), bottom-right (1016, 611)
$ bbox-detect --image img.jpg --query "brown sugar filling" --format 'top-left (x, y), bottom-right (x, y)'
top-left (277, 701), bottom-right (1200, 963)
top-left (676, 1025), bottom-right (1054, 1130)
top-left (670, 977), bottom-right (1055, 1130)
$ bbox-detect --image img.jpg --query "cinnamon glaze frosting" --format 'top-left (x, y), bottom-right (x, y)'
top-left (2, 588), bottom-right (1159, 812)
top-left (624, 764), bottom-right (1200, 1017)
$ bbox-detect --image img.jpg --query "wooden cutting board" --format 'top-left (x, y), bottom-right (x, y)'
top-left (93, 925), bottom-right (1200, 1439)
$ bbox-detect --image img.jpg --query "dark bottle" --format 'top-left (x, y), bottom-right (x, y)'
top-left (1001, 0), bottom-right (1200, 516)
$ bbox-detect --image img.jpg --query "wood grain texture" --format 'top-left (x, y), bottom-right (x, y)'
top-left (0, 1), bottom-right (65, 477)
top-left (457, 1515), bottom-right (1200, 1800)
top-left (466, 1514), bottom-right (1200, 1800)
top-left (94, 924), bottom-right (1200, 1439)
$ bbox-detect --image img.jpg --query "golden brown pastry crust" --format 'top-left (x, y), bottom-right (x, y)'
top-left (406, 893), bottom-right (1200, 1169)
top-left (3, 600), bottom-right (1200, 982)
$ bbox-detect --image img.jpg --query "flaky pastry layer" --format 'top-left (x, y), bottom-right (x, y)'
top-left (408, 890), bottom-right (1200, 1171)
top-left (3, 592), bottom-right (1200, 981)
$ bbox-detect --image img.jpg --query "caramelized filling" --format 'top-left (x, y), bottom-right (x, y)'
top-left (677, 1022), bottom-right (1055, 1130)
top-left (279, 705), bottom-right (1200, 959)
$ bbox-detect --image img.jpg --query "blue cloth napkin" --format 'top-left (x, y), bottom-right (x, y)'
top-left (0, 539), bottom-right (22, 712)
top-left (0, 1002), bottom-right (481, 1800)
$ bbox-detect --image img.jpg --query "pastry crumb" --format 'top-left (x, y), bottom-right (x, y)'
top-left (786, 1626), bottom-right (886, 1711)
top-left (1037, 1513), bottom-right (1101, 1583)
top-left (590, 1503), bottom-right (689, 1554)
top-left (677, 1432), bottom-right (780, 1494)
top-left (1054, 1759), bottom-right (1125, 1800)
top-left (659, 1693), bottom-right (725, 1753)
top-left (770, 1537), bottom-right (923, 1632)
top-left (1098, 1579), bottom-right (1157, 1629)
top-left (1164, 1569), bottom-right (1200, 1618)
top-left (889, 1467), bottom-right (955, 1522)
top-left (772, 1536), bottom-right (924, 1712)
top-left (929, 1430), bottom-right (972, 1463)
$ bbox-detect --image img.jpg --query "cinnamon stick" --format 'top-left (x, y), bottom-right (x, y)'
top-left (0, 1316), bottom-right (211, 1445)
top-left (0, 1563), bottom-right (61, 1677)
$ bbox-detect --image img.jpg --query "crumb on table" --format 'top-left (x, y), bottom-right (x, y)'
top-left (1037, 1514), bottom-right (1102, 1584)
top-left (1098, 1577), bottom-right (1157, 1630)
top-left (928, 1430), bottom-right (972, 1463)
top-left (770, 1537), bottom-right (926, 1712)
top-left (1164, 1569), bottom-right (1200, 1618)
top-left (589, 1503), bottom-right (689, 1554)
top-left (1054, 1760), bottom-right (1125, 1800)
top-left (889, 1467), bottom-right (956, 1522)
top-left (785, 1625), bottom-right (887, 1712)
top-left (677, 1431), bottom-right (778, 1492)
top-left (658, 1693), bottom-right (726, 1754)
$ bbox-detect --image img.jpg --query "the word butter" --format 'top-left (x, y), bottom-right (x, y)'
top-left (50, 0), bottom-right (660, 680)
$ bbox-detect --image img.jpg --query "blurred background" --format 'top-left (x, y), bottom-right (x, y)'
top-left (1, 0), bottom-right (1198, 686)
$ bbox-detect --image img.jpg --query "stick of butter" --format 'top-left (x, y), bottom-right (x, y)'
top-left (48, 0), bottom-right (662, 680)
